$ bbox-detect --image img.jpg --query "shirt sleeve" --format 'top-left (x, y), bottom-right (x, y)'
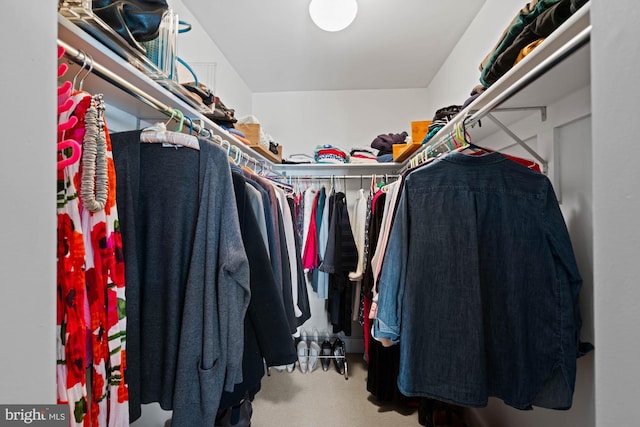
top-left (218, 169), bottom-right (251, 391)
top-left (373, 188), bottom-right (409, 345)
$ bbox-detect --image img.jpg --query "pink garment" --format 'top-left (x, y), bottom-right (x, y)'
top-left (301, 192), bottom-right (320, 270)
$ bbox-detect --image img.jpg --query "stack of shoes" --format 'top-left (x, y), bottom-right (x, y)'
top-left (332, 338), bottom-right (346, 375)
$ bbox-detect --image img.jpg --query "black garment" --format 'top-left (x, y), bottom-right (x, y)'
top-left (276, 202), bottom-right (298, 333)
top-left (367, 339), bottom-right (403, 402)
top-left (219, 172), bottom-right (297, 411)
top-left (288, 196), bottom-right (312, 326)
top-left (483, 0), bottom-right (588, 86)
top-left (111, 131), bottom-right (200, 422)
top-left (246, 179), bottom-right (283, 295)
top-left (320, 192), bottom-right (358, 335)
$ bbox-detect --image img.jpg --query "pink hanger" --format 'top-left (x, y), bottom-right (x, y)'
top-left (56, 45), bottom-right (82, 170)
top-left (57, 139), bottom-right (81, 170)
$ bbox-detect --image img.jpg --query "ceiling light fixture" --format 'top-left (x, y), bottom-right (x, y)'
top-left (309, 0), bottom-right (358, 32)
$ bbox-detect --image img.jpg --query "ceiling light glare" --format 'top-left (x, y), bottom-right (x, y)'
top-left (309, 0), bottom-right (358, 32)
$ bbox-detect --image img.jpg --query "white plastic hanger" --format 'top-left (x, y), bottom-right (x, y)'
top-left (141, 109), bottom-right (200, 150)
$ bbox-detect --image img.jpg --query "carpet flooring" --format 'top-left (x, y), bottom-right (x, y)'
top-left (251, 353), bottom-right (422, 427)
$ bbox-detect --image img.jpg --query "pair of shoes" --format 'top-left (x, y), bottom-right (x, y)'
top-left (332, 338), bottom-right (345, 375)
top-left (297, 339), bottom-right (308, 373)
top-left (320, 336), bottom-right (332, 371)
top-left (297, 328), bottom-right (321, 373)
top-left (308, 341), bottom-right (320, 373)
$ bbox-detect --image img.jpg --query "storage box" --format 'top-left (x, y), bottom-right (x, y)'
top-left (235, 123), bottom-right (261, 146)
top-left (393, 141), bottom-right (422, 162)
top-left (233, 123), bottom-right (282, 163)
top-left (411, 120), bottom-right (432, 143)
top-left (252, 144), bottom-right (283, 164)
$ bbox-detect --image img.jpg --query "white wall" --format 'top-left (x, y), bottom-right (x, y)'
top-left (0, 3), bottom-right (57, 402)
top-left (423, 0), bottom-right (525, 114)
top-left (253, 88), bottom-right (429, 157)
top-left (170, 0), bottom-right (253, 118)
top-left (591, 1), bottom-right (640, 425)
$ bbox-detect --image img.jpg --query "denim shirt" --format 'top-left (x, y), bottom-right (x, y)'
top-left (373, 152), bottom-right (585, 410)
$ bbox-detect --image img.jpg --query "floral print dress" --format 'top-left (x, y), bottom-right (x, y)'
top-left (57, 91), bottom-right (128, 426)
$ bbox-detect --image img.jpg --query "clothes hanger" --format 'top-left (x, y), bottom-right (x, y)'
top-left (456, 115), bottom-right (486, 153)
top-left (140, 109), bottom-right (200, 150)
top-left (77, 53), bottom-right (94, 93)
top-left (57, 46), bottom-right (82, 170)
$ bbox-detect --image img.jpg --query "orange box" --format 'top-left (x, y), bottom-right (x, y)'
top-left (393, 141), bottom-right (422, 162)
top-left (411, 120), bottom-right (432, 143)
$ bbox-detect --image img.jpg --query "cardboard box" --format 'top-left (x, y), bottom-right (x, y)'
top-left (411, 120), bottom-right (432, 143)
top-left (252, 144), bottom-right (283, 163)
top-left (235, 123), bottom-right (260, 146)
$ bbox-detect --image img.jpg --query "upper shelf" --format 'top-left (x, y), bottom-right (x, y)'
top-left (274, 162), bottom-right (402, 177)
top-left (58, 1), bottom-right (590, 176)
top-left (398, 2), bottom-right (591, 171)
top-left (57, 14), bottom-right (276, 165)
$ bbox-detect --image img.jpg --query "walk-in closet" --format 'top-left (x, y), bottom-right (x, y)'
top-left (1, 1), bottom-right (639, 426)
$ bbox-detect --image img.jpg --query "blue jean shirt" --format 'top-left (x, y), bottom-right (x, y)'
top-left (373, 152), bottom-right (587, 410)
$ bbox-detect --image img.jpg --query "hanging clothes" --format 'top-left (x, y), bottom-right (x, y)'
top-left (349, 188), bottom-right (368, 322)
top-left (361, 190), bottom-right (386, 361)
top-left (57, 92), bottom-right (128, 426)
top-left (111, 130), bottom-right (250, 426)
top-left (217, 170), bottom-right (298, 412)
top-left (320, 192), bottom-right (358, 335)
top-left (315, 187), bottom-right (331, 299)
top-left (287, 196), bottom-right (312, 326)
top-left (311, 187), bottom-right (327, 294)
top-left (373, 151), bottom-right (590, 410)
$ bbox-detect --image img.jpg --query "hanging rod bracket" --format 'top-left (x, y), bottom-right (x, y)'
top-left (485, 113), bottom-right (548, 174)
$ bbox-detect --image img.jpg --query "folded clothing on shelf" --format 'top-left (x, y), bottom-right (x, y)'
top-left (480, 0), bottom-right (588, 87)
top-left (349, 148), bottom-right (378, 164)
top-left (314, 145), bottom-right (348, 164)
top-left (428, 105), bottom-right (463, 132)
top-left (283, 153), bottom-right (315, 164)
top-left (370, 131), bottom-right (409, 156)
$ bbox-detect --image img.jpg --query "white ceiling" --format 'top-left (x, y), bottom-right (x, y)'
top-left (181, 0), bottom-right (486, 93)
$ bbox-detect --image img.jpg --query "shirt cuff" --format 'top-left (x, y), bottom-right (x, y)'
top-left (372, 318), bottom-right (399, 345)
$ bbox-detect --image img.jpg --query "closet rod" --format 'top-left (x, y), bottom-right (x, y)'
top-left (58, 39), bottom-right (178, 125)
top-left (401, 25), bottom-right (590, 174)
top-left (57, 39), bottom-right (279, 177)
top-left (276, 174), bottom-right (400, 180)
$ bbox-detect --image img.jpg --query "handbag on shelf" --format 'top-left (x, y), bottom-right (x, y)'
top-left (92, 0), bottom-right (169, 52)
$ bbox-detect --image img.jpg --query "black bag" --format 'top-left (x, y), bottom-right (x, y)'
top-left (92, 0), bottom-right (169, 52)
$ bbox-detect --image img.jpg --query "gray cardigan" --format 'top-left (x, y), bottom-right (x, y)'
top-left (111, 131), bottom-right (250, 426)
